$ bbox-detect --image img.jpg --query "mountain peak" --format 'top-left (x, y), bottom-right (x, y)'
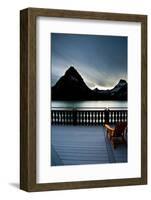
top-left (65, 66), bottom-right (79, 75)
top-left (116, 79), bottom-right (127, 87)
top-left (67, 66), bottom-right (76, 72)
top-left (118, 79), bottom-right (127, 84)
top-left (110, 79), bottom-right (127, 96)
top-left (52, 66), bottom-right (91, 100)
top-left (64, 66), bottom-right (83, 82)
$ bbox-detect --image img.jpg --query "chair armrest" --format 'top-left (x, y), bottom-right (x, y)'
top-left (104, 124), bottom-right (115, 136)
top-left (105, 124), bottom-right (115, 131)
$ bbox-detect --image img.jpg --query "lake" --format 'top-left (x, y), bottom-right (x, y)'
top-left (52, 100), bottom-right (127, 110)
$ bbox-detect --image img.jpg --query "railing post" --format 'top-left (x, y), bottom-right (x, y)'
top-left (73, 109), bottom-right (77, 125)
top-left (104, 108), bottom-right (109, 124)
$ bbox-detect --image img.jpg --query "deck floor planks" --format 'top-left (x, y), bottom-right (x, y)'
top-left (51, 125), bottom-right (127, 166)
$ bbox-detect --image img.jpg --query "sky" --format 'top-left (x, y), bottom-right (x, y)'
top-left (51, 33), bottom-right (127, 90)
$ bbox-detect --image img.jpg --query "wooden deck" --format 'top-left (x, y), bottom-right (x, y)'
top-left (51, 125), bottom-right (127, 166)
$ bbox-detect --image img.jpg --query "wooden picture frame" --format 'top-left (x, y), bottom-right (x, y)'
top-left (20, 7), bottom-right (147, 192)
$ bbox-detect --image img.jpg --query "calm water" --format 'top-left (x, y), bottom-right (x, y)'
top-left (52, 100), bottom-right (127, 110)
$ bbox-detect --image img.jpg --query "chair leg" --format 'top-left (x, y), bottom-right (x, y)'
top-left (111, 137), bottom-right (116, 149)
top-left (106, 130), bottom-right (110, 140)
top-left (122, 136), bottom-right (127, 146)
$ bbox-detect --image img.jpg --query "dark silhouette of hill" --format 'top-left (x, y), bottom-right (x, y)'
top-left (52, 66), bottom-right (127, 100)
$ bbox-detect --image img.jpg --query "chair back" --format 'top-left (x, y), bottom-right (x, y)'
top-left (114, 122), bottom-right (127, 137)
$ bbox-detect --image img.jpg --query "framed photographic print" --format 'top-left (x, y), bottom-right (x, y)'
top-left (20, 8), bottom-right (147, 191)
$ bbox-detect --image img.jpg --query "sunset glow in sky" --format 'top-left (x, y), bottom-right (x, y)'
top-left (51, 33), bottom-right (127, 90)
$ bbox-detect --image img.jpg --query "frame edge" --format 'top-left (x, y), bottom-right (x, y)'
top-left (20, 8), bottom-right (37, 192)
top-left (20, 8), bottom-right (29, 191)
top-left (141, 15), bottom-right (147, 185)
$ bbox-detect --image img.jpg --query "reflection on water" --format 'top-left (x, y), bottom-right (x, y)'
top-left (52, 100), bottom-right (127, 110)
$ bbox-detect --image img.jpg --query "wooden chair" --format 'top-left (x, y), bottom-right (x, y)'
top-left (105, 122), bottom-right (127, 149)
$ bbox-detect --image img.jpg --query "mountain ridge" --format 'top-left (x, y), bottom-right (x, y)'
top-left (52, 66), bottom-right (127, 101)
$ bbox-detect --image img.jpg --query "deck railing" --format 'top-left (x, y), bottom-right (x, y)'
top-left (51, 108), bottom-right (127, 125)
